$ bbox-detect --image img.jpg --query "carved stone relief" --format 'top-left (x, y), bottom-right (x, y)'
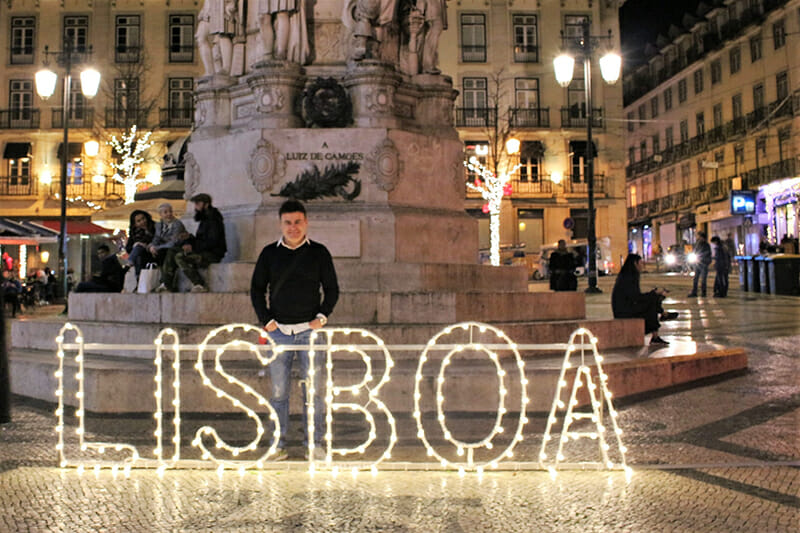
top-left (365, 137), bottom-right (402, 192)
top-left (183, 152), bottom-right (200, 200)
top-left (249, 138), bottom-right (287, 193)
top-left (253, 86), bottom-right (285, 114)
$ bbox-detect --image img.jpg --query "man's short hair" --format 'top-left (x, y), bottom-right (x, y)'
top-left (157, 202), bottom-right (173, 212)
top-left (710, 236), bottom-right (721, 244)
top-left (697, 231), bottom-right (707, 239)
top-left (97, 244), bottom-right (110, 253)
top-left (190, 193), bottom-right (212, 204)
top-left (279, 199), bottom-right (306, 218)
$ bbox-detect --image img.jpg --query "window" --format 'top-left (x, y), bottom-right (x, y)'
top-left (696, 112), bottom-right (705, 136)
top-left (779, 127), bottom-right (790, 160)
top-left (63, 16), bottom-right (88, 53)
top-left (115, 15), bottom-right (140, 63)
top-left (651, 134), bottom-right (660, 155)
top-left (10, 17), bottom-right (35, 65)
top-left (514, 78), bottom-right (539, 108)
top-left (563, 15), bottom-right (590, 40)
top-left (460, 14), bottom-right (486, 62)
top-left (638, 104), bottom-right (646, 125)
top-left (167, 78), bottom-right (194, 125)
top-left (66, 78), bottom-right (87, 122)
top-left (569, 142), bottom-right (594, 182)
top-left (464, 141), bottom-right (488, 180)
top-left (714, 150), bottom-right (724, 164)
top-left (9, 80), bottom-right (33, 122)
top-left (663, 87), bottom-right (673, 111)
top-left (67, 158), bottom-right (83, 185)
top-left (112, 78), bottom-right (140, 127)
top-left (753, 83), bottom-right (764, 109)
top-left (627, 111), bottom-right (634, 132)
top-left (776, 71), bottom-right (788, 101)
top-left (518, 142), bottom-right (542, 182)
top-left (713, 103), bottom-right (723, 129)
top-left (749, 34), bottom-right (762, 62)
top-left (734, 145), bottom-right (744, 173)
top-left (650, 97), bottom-right (659, 118)
top-left (665, 126), bottom-right (674, 150)
top-left (729, 46), bottom-right (741, 74)
top-left (628, 147), bottom-right (636, 164)
top-left (732, 93), bottom-right (743, 119)
top-left (756, 137), bottom-right (767, 159)
top-left (639, 140), bottom-right (647, 160)
top-left (512, 15), bottom-right (538, 62)
top-left (8, 157), bottom-right (31, 186)
top-left (169, 14), bottom-right (194, 62)
top-left (772, 19), bottom-right (786, 49)
top-left (681, 162), bottom-right (690, 190)
top-left (693, 69), bottom-right (703, 94)
top-left (629, 185), bottom-right (637, 207)
top-left (567, 76), bottom-right (586, 117)
top-left (710, 59), bottom-right (721, 85)
top-left (461, 77), bottom-right (488, 125)
top-left (679, 120), bottom-right (689, 143)
top-left (678, 78), bottom-right (687, 102)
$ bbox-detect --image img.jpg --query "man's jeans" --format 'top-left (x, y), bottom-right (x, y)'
top-left (692, 263), bottom-right (710, 294)
top-left (267, 328), bottom-right (324, 449)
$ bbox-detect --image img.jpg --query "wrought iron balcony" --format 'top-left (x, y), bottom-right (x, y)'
top-left (0, 109), bottom-right (40, 129)
top-left (159, 107), bottom-right (193, 128)
top-left (563, 174), bottom-right (605, 194)
top-left (513, 44), bottom-right (538, 63)
top-left (51, 108), bottom-right (94, 129)
top-left (0, 175), bottom-right (37, 196)
top-left (510, 108), bottom-right (549, 128)
top-left (743, 159), bottom-right (797, 189)
top-left (48, 178), bottom-right (126, 203)
top-left (560, 107), bottom-right (603, 128)
top-left (455, 107), bottom-right (496, 128)
top-left (105, 108), bottom-right (149, 129)
top-left (511, 178), bottom-right (553, 195)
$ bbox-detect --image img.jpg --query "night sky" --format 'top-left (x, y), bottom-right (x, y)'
top-left (620, 0), bottom-right (703, 68)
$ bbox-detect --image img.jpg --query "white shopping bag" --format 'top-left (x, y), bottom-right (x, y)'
top-left (123, 269), bottom-right (138, 293)
top-left (137, 263), bottom-right (160, 294)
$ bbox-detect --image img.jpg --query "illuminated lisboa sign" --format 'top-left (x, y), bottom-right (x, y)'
top-left (54, 321), bottom-right (630, 478)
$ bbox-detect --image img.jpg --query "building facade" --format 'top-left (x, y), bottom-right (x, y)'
top-left (623, 0), bottom-right (799, 258)
top-left (440, 0), bottom-right (628, 271)
top-left (0, 0), bottom-right (200, 277)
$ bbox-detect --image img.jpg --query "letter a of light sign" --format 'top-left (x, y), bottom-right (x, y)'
top-left (54, 322), bottom-right (627, 475)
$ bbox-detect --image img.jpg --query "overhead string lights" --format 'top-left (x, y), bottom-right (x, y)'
top-left (55, 323), bottom-right (140, 472)
top-left (538, 328), bottom-right (631, 479)
top-left (307, 328), bottom-right (397, 473)
top-left (413, 322), bottom-right (529, 472)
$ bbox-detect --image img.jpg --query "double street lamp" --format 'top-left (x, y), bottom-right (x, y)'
top-left (553, 21), bottom-right (621, 294)
top-left (34, 39), bottom-right (101, 300)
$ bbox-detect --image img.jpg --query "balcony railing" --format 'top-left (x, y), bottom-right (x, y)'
top-left (512, 178), bottom-right (553, 195)
top-left (0, 109), bottom-right (40, 129)
top-left (105, 108), bottom-right (149, 129)
top-left (10, 46), bottom-right (34, 64)
top-left (510, 107), bottom-right (549, 128)
top-left (455, 107), bottom-right (496, 128)
top-left (560, 107), bottom-right (603, 128)
top-left (115, 45), bottom-right (140, 63)
top-left (51, 108), bottom-right (94, 129)
top-left (169, 44), bottom-right (194, 63)
top-left (461, 45), bottom-right (486, 62)
top-left (743, 159), bottom-right (797, 189)
top-left (0, 176), bottom-right (37, 196)
top-left (513, 44), bottom-right (538, 63)
top-left (159, 107), bottom-right (193, 128)
top-left (49, 179), bottom-right (126, 202)
top-left (563, 174), bottom-right (605, 194)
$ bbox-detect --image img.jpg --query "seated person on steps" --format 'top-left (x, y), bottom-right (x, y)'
top-left (75, 244), bottom-right (125, 293)
top-left (147, 203), bottom-right (186, 266)
top-left (125, 210), bottom-right (156, 281)
top-left (156, 193), bottom-right (227, 293)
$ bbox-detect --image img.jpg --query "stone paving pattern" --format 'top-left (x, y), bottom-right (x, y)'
top-left (1, 273), bottom-right (798, 531)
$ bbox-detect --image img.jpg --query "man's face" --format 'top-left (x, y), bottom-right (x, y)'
top-left (159, 207), bottom-right (174, 222)
top-left (280, 211), bottom-right (308, 246)
top-left (97, 249), bottom-right (108, 259)
top-left (193, 201), bottom-right (207, 213)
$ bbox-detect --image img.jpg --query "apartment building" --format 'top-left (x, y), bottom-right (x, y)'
top-left (0, 0), bottom-right (201, 276)
top-left (623, 0), bottom-right (799, 257)
top-left (440, 0), bottom-right (628, 269)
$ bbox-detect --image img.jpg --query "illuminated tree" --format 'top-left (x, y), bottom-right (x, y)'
top-left (107, 125), bottom-right (156, 204)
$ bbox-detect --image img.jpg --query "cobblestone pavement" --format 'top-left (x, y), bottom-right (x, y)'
top-left (1, 274), bottom-right (798, 531)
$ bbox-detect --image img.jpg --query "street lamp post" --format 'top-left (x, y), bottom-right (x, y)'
top-left (554, 21), bottom-right (620, 294)
top-left (35, 39), bottom-right (100, 301)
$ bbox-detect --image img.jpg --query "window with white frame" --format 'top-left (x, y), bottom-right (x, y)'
top-left (512, 15), bottom-right (538, 62)
top-left (460, 14), bottom-right (486, 62)
top-left (63, 16), bottom-right (88, 53)
top-left (169, 14), bottom-right (194, 62)
top-left (115, 15), bottom-right (141, 63)
top-left (10, 17), bottom-right (35, 65)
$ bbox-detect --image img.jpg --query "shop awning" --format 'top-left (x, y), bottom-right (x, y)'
top-left (40, 220), bottom-right (112, 235)
top-left (3, 142), bottom-right (31, 159)
top-left (57, 142), bottom-right (83, 160)
top-left (0, 217), bottom-right (59, 245)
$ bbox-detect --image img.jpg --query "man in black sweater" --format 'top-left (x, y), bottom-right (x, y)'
top-left (250, 200), bottom-right (339, 461)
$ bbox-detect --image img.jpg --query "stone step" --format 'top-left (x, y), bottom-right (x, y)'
top-left (9, 344), bottom-right (747, 414)
top-left (182, 261), bottom-right (529, 294)
top-left (11, 316), bottom-right (644, 359)
top-left (67, 291), bottom-right (584, 325)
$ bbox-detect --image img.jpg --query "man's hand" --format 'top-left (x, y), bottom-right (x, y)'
top-left (148, 245), bottom-right (157, 255)
top-left (265, 320), bottom-right (278, 332)
top-left (309, 318), bottom-right (323, 330)
top-left (182, 243), bottom-right (193, 253)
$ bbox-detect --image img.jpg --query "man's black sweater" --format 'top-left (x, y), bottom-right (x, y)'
top-left (250, 240), bottom-right (339, 326)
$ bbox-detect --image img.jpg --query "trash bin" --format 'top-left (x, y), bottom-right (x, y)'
top-left (746, 256), bottom-right (759, 293)
top-left (736, 256), bottom-right (750, 291)
top-left (756, 256), bottom-right (771, 294)
top-left (768, 254), bottom-right (800, 295)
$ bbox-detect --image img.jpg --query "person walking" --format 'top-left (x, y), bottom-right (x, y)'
top-left (250, 199), bottom-right (339, 460)
top-left (687, 231), bottom-right (712, 297)
top-left (156, 193), bottom-right (226, 293)
top-left (711, 236), bottom-right (730, 297)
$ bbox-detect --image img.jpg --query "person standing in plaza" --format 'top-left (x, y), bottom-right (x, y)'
top-left (250, 199), bottom-right (339, 460)
top-left (711, 236), bottom-right (730, 298)
top-left (687, 231), bottom-right (712, 297)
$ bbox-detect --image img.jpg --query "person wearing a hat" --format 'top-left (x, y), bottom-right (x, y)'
top-left (156, 193), bottom-right (227, 293)
top-left (687, 231), bottom-right (712, 297)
